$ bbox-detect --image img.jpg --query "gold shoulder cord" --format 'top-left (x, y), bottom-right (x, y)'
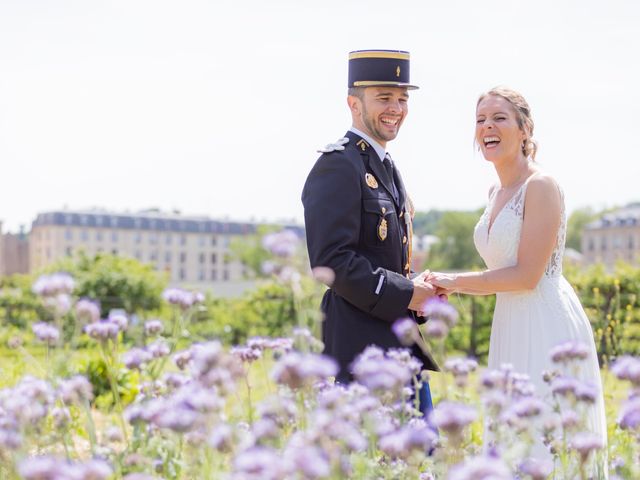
top-left (405, 196), bottom-right (415, 273)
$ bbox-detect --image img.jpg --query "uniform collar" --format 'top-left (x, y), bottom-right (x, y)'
top-left (349, 127), bottom-right (387, 163)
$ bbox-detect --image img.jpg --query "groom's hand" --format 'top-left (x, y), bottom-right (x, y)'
top-left (408, 277), bottom-right (436, 311)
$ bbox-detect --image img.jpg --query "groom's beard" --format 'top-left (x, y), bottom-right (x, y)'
top-left (361, 104), bottom-right (403, 144)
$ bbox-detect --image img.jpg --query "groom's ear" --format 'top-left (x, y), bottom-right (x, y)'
top-left (347, 95), bottom-right (361, 116)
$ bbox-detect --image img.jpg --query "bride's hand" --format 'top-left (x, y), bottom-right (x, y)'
top-left (426, 272), bottom-right (457, 290)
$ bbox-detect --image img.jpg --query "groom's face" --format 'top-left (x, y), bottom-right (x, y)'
top-left (349, 87), bottom-right (409, 146)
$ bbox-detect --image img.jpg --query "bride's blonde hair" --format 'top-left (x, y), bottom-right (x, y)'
top-left (477, 86), bottom-right (538, 161)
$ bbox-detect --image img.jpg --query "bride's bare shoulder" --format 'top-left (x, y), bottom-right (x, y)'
top-left (526, 172), bottom-right (562, 207)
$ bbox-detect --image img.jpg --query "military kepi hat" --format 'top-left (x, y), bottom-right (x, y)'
top-left (348, 50), bottom-right (418, 90)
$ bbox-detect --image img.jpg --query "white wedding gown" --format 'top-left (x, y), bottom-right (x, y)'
top-left (474, 176), bottom-right (608, 476)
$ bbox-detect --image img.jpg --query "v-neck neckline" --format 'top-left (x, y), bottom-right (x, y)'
top-left (486, 175), bottom-right (534, 237)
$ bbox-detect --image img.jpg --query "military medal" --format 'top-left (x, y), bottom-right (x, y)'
top-left (377, 217), bottom-right (388, 241)
top-left (365, 173), bottom-right (378, 189)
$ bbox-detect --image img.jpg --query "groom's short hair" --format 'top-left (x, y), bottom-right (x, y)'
top-left (347, 86), bottom-right (365, 99)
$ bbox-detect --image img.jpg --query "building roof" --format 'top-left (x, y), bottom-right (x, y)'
top-left (586, 204), bottom-right (640, 230)
top-left (32, 209), bottom-right (263, 235)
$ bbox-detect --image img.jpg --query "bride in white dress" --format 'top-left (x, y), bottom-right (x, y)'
top-left (427, 87), bottom-right (607, 476)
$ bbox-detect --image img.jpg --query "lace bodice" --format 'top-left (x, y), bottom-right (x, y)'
top-left (473, 177), bottom-right (566, 279)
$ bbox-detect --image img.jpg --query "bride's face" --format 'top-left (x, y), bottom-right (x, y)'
top-left (475, 95), bottom-right (527, 164)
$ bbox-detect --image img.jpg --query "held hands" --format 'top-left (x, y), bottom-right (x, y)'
top-left (425, 271), bottom-right (457, 291)
top-left (408, 270), bottom-right (451, 312)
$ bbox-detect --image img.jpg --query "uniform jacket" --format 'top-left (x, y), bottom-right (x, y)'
top-left (302, 130), bottom-right (438, 383)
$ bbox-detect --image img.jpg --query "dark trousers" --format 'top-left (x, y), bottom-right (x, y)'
top-left (418, 381), bottom-right (434, 417)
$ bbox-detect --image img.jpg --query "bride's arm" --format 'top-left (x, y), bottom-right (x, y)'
top-left (431, 176), bottom-right (562, 294)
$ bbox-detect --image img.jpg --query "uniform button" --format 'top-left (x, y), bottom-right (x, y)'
top-left (399, 211), bottom-right (404, 218)
top-left (405, 262), bottom-right (410, 270)
top-left (381, 207), bottom-right (386, 214)
top-left (402, 235), bottom-right (407, 244)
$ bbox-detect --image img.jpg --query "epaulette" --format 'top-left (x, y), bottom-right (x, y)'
top-left (317, 137), bottom-right (349, 153)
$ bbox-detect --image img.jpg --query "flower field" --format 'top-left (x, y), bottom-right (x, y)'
top-left (0, 233), bottom-right (639, 479)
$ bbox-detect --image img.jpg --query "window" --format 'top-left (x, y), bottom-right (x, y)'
top-left (165, 235), bottom-right (172, 245)
top-left (223, 270), bottom-right (229, 281)
top-left (96, 231), bottom-right (103, 242)
top-left (180, 235), bottom-right (187, 246)
top-left (65, 229), bottom-right (73, 241)
top-left (149, 234), bottom-right (158, 245)
top-left (198, 269), bottom-right (205, 281)
top-left (211, 269), bottom-right (218, 281)
top-left (180, 252), bottom-right (187, 263)
top-left (111, 231), bottom-right (118, 242)
top-left (150, 251), bottom-right (158, 261)
top-left (601, 236), bottom-right (607, 251)
top-left (211, 236), bottom-right (218, 246)
top-left (81, 230), bottom-right (89, 241)
top-left (135, 233), bottom-right (142, 244)
top-left (587, 238), bottom-right (595, 252)
top-left (165, 251), bottom-right (172, 263)
top-left (613, 235), bottom-right (621, 249)
top-left (211, 253), bottom-right (217, 264)
top-left (199, 253), bottom-right (205, 264)
top-left (65, 246), bottom-right (73, 256)
top-left (199, 236), bottom-right (206, 247)
top-left (135, 250), bottom-right (142, 260)
top-left (179, 268), bottom-right (186, 281)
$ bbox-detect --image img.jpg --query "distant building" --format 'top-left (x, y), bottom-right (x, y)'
top-left (29, 209), bottom-right (294, 295)
top-left (582, 204), bottom-right (640, 267)
top-left (1, 227), bottom-right (30, 275)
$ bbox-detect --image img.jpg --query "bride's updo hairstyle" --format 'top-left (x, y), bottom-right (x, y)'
top-left (477, 86), bottom-right (538, 161)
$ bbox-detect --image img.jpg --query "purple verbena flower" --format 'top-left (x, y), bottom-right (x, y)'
top-left (84, 320), bottom-right (120, 341)
top-left (272, 352), bottom-right (338, 390)
top-left (32, 322), bottom-right (59, 345)
top-left (232, 446), bottom-right (287, 480)
top-left (144, 319), bottom-right (164, 336)
top-left (209, 423), bottom-right (234, 452)
top-left (122, 347), bottom-right (153, 370)
top-left (550, 341), bottom-right (590, 364)
top-left (163, 288), bottom-right (203, 309)
top-left (430, 401), bottom-right (477, 437)
top-left (392, 317), bottom-right (418, 346)
top-left (108, 311), bottom-right (129, 331)
top-left (75, 299), bottom-right (101, 324)
top-left (422, 297), bottom-right (458, 326)
top-left (618, 397), bottom-right (640, 430)
top-left (311, 266), bottom-right (335, 286)
top-left (611, 356), bottom-right (640, 385)
top-left (59, 375), bottom-right (94, 405)
top-left (148, 340), bottom-right (170, 359)
top-left (449, 455), bottom-right (512, 480)
top-left (569, 432), bottom-right (605, 460)
top-left (232, 346), bottom-right (263, 363)
top-left (32, 273), bottom-right (75, 297)
top-left (351, 349), bottom-right (413, 397)
top-left (262, 230), bottom-right (300, 258)
top-left (519, 458), bottom-right (554, 480)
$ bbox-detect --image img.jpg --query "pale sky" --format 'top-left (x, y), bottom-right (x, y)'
top-left (1, 0), bottom-right (638, 232)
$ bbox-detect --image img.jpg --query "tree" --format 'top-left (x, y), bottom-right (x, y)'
top-left (412, 210), bottom-right (443, 236)
top-left (47, 252), bottom-right (167, 317)
top-left (566, 207), bottom-right (597, 252)
top-left (425, 210), bottom-right (485, 271)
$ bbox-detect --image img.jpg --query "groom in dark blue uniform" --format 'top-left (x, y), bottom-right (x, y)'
top-left (302, 50), bottom-right (439, 415)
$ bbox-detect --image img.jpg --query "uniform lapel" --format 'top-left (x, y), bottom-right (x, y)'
top-left (345, 131), bottom-right (397, 202)
top-left (393, 164), bottom-right (407, 211)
